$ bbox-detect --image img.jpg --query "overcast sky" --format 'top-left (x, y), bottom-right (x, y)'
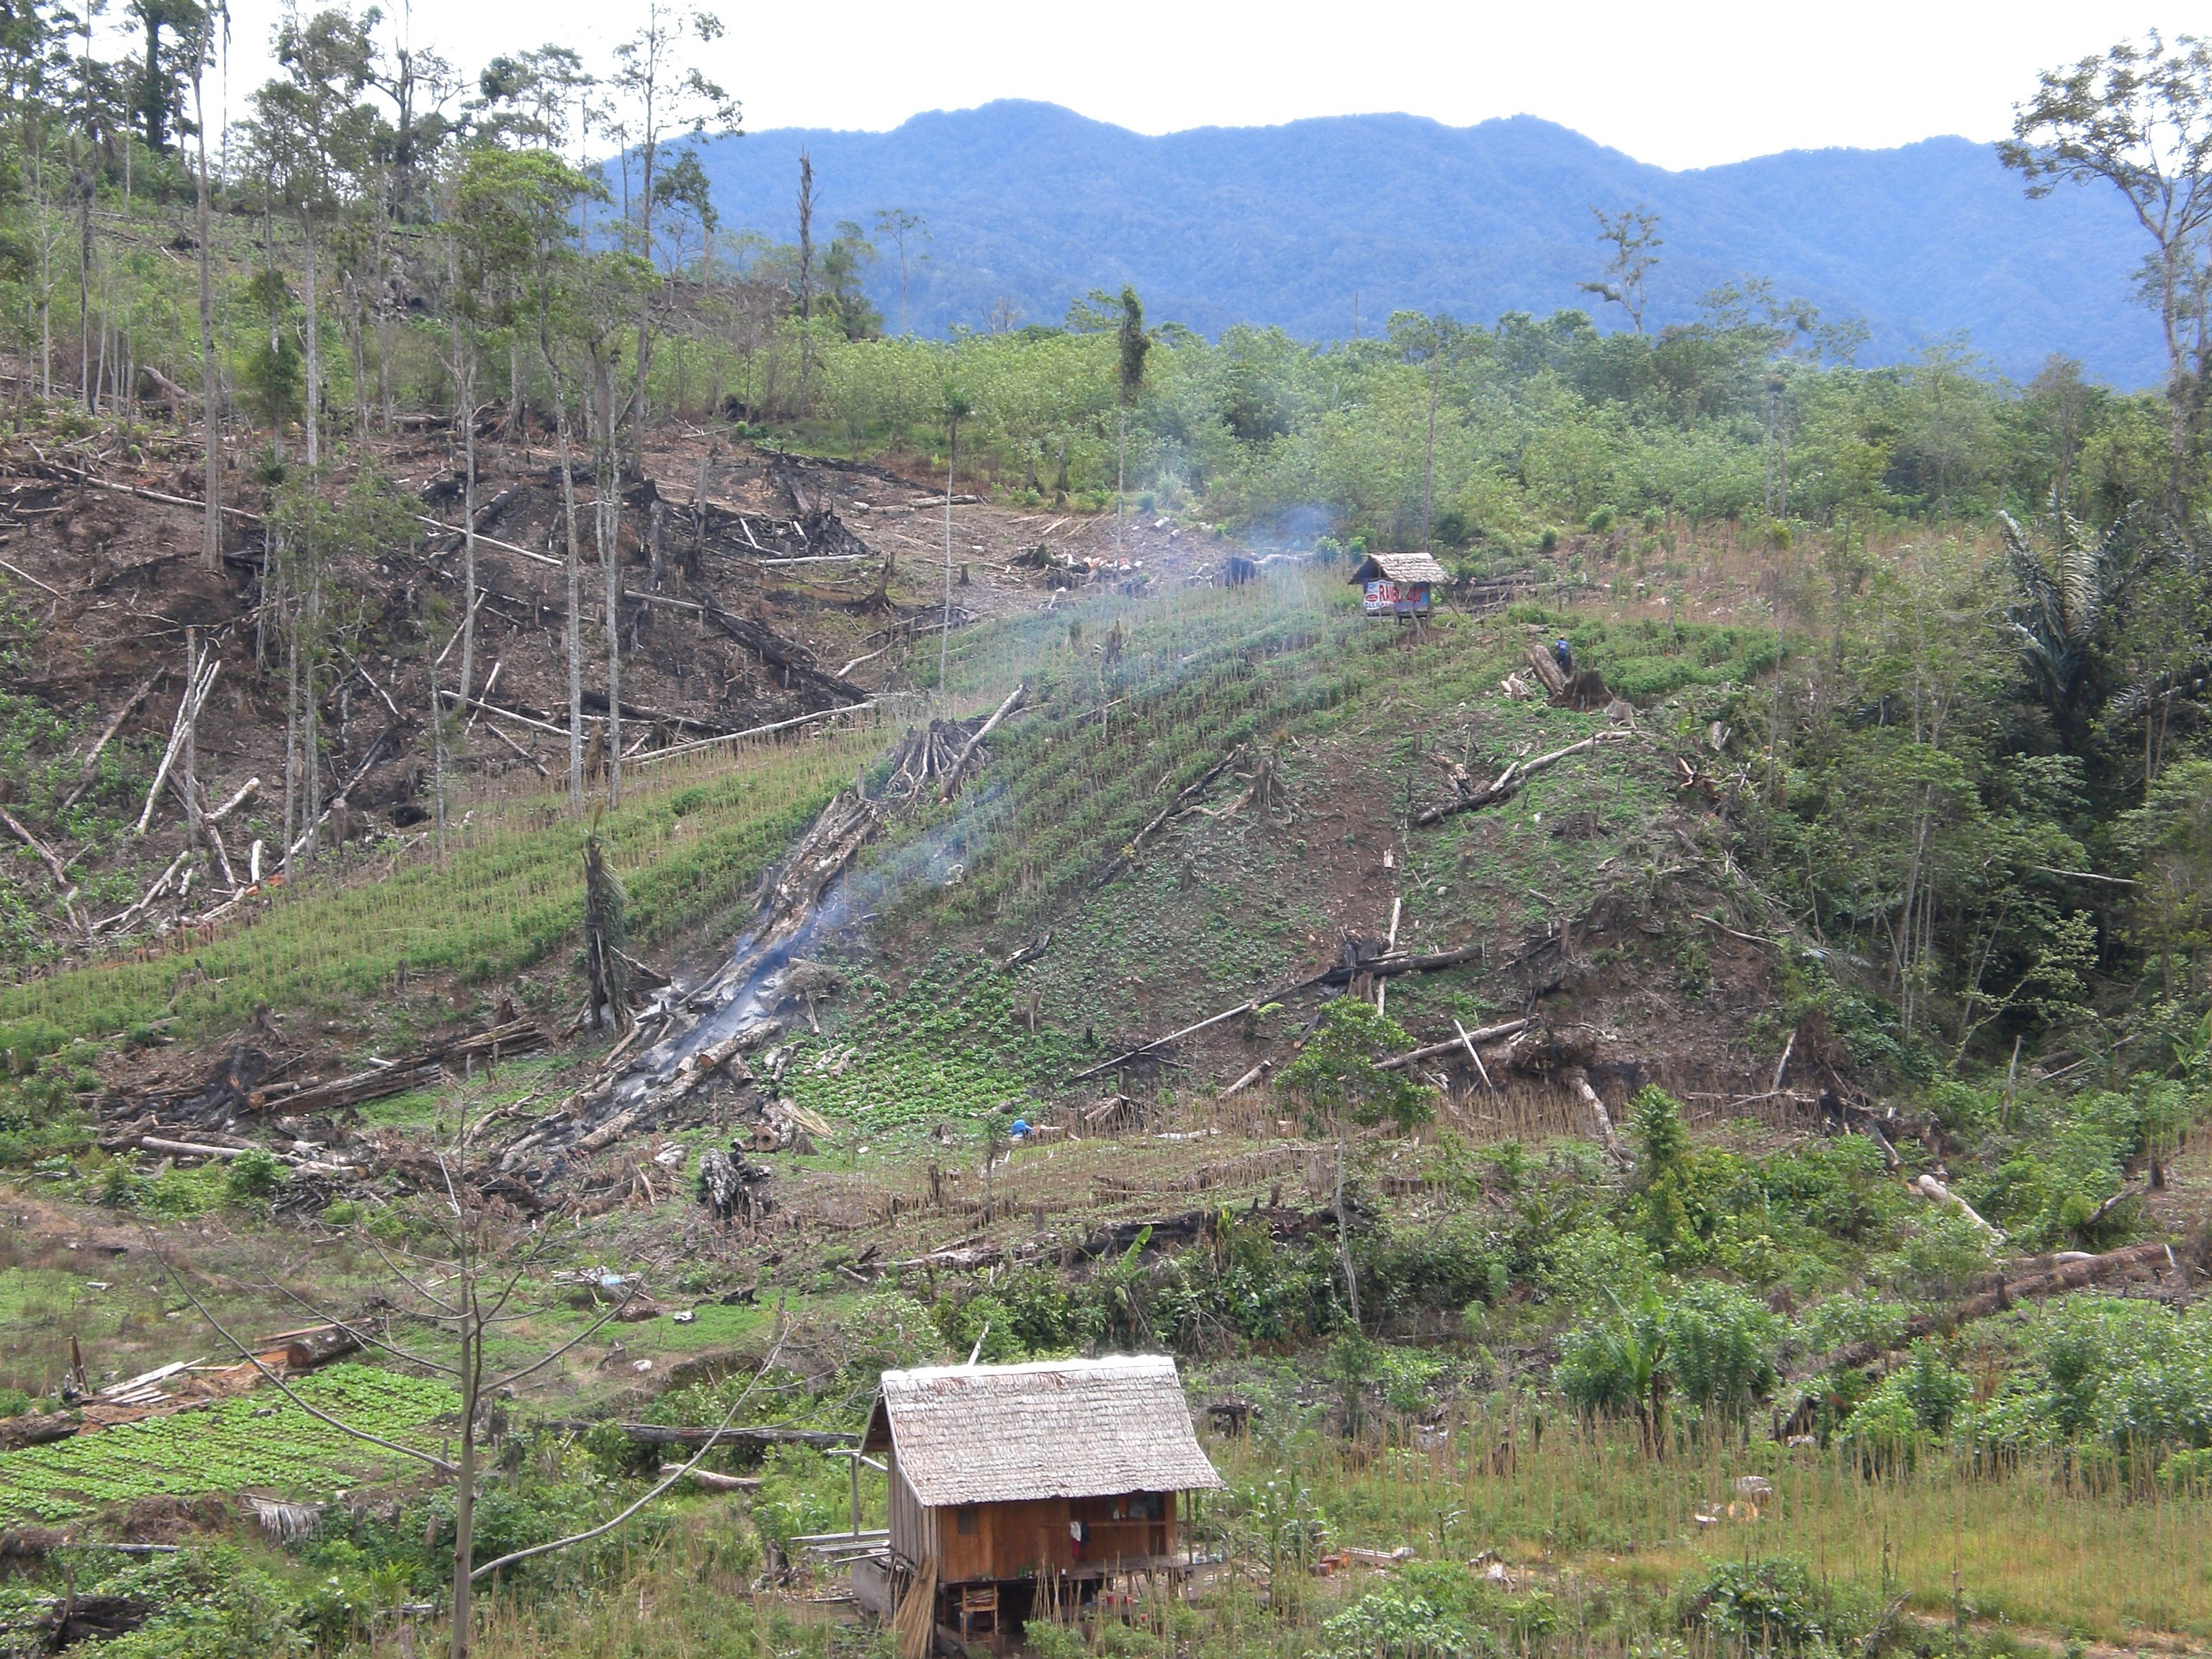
top-left (197, 0), bottom-right (2160, 172)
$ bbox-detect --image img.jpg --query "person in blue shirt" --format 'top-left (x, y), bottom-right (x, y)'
top-left (1554, 637), bottom-right (1573, 673)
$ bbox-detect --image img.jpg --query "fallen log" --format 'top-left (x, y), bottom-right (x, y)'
top-left (1410, 732), bottom-right (1627, 828)
top-left (580, 688), bottom-right (742, 735)
top-left (1101, 747), bottom-right (1256, 889)
top-left (629, 701), bottom-right (883, 768)
top-left (135, 649), bottom-right (221, 835)
top-left (416, 513), bottom-right (561, 567)
top-left (1563, 1064), bottom-right (1630, 1167)
top-left (93, 847), bottom-right (191, 934)
top-left (29, 461), bottom-right (262, 523)
top-left (699, 598), bottom-right (867, 704)
top-left (1816, 1241), bottom-right (2182, 1374)
top-left (0, 1411), bottom-right (78, 1451)
top-left (1071, 1002), bottom-right (1257, 1083)
top-left (1302, 941), bottom-right (1485, 989)
top-left (1220, 1059), bottom-right (1273, 1097)
top-left (0, 805), bottom-right (68, 886)
top-left (938, 682), bottom-right (1028, 801)
top-left (143, 1017), bottom-right (553, 1121)
top-left (1375, 1018), bottom-right (1529, 1072)
top-left (0, 553), bottom-right (60, 595)
top-left (140, 1136), bottom-right (253, 1160)
top-left (1913, 1172), bottom-right (2003, 1241)
top-left (661, 1463), bottom-right (761, 1492)
top-left (547, 1421), bottom-right (857, 1450)
top-left (58, 671), bottom-right (161, 813)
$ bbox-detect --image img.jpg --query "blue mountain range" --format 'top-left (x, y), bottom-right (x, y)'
top-left (689, 100), bottom-right (2161, 387)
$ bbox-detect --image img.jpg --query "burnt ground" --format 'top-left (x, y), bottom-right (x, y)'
top-left (0, 413), bottom-right (1231, 952)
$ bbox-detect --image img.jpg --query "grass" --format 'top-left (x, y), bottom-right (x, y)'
top-left (0, 725), bottom-right (881, 1056)
top-left (320, 1404), bottom-right (2212, 1659)
top-left (1204, 1406), bottom-right (2212, 1645)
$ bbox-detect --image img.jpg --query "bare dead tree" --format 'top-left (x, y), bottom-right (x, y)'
top-left (154, 1098), bottom-right (778, 1659)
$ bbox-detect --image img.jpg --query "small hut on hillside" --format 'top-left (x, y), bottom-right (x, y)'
top-left (860, 1354), bottom-right (1223, 1644)
top-left (1349, 550), bottom-right (1447, 618)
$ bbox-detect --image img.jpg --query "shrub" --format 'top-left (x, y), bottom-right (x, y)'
top-left (225, 1149), bottom-right (286, 1204)
top-left (1841, 1341), bottom-right (1970, 1460)
top-left (1679, 1557), bottom-right (1830, 1654)
top-left (1663, 1281), bottom-right (1781, 1416)
top-left (1279, 999), bottom-right (1431, 1130)
top-left (1557, 1280), bottom-right (1780, 1429)
top-left (1314, 1582), bottom-right (1488, 1659)
top-left (1995, 1296), bottom-right (2212, 1454)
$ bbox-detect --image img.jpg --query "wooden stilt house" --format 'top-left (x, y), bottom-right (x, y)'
top-left (861, 1354), bottom-right (1223, 1644)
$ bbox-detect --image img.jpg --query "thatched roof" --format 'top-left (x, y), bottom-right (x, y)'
top-left (862, 1355), bottom-right (1224, 1507)
top-left (1349, 551), bottom-right (1449, 585)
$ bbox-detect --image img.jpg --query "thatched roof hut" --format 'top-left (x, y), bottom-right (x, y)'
top-left (861, 1355), bottom-right (1223, 1635)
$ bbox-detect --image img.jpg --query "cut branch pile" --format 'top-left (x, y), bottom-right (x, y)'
top-left (107, 1018), bottom-right (552, 1131)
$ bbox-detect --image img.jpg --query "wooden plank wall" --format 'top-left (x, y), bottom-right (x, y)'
top-left (932, 1492), bottom-right (1176, 1585)
top-left (887, 1454), bottom-right (932, 1566)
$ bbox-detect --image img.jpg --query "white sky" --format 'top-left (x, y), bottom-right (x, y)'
top-left (197, 0), bottom-right (2167, 171)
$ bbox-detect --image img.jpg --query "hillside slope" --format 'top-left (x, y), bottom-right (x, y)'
top-left (695, 103), bottom-right (2157, 382)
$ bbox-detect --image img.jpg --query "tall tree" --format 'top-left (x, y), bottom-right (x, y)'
top-left (871, 205), bottom-right (927, 336)
top-left (2003, 32), bottom-right (2212, 512)
top-left (126, 0), bottom-right (198, 153)
top-left (248, 5), bottom-right (377, 472)
top-left (1114, 284), bottom-right (1148, 560)
top-left (1580, 204), bottom-right (1663, 335)
top-left (606, 1), bottom-right (737, 472)
top-left (184, 0), bottom-right (219, 572)
top-left (457, 147), bottom-right (600, 809)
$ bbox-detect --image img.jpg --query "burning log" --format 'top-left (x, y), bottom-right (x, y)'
top-left (500, 789), bottom-right (884, 1169)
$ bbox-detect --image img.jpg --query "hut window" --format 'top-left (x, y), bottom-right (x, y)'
top-left (956, 1506), bottom-right (978, 1535)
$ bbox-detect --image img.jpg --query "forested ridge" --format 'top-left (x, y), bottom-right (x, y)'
top-left (685, 102), bottom-right (2161, 382)
top-left (0, 11), bottom-right (2207, 1659)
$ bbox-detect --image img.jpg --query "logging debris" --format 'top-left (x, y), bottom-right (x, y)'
top-left (1524, 639), bottom-right (1614, 710)
top-left (1811, 1240), bottom-right (2199, 1375)
top-left (1411, 732), bottom-right (1630, 827)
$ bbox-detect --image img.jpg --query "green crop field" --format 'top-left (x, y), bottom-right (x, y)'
top-left (0, 1365), bottom-right (457, 1527)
